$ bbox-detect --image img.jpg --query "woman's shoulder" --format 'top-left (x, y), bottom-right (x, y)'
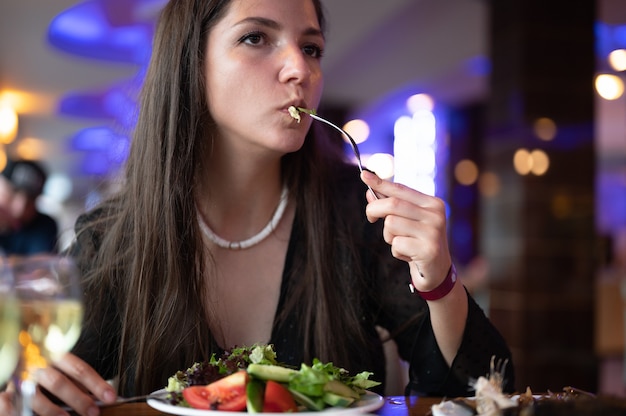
top-left (74, 203), bottom-right (115, 233)
top-left (71, 200), bottom-right (121, 254)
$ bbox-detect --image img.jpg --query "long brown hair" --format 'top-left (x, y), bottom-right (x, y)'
top-left (75, 0), bottom-right (373, 394)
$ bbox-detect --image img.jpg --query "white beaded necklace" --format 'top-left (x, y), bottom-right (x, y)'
top-left (197, 186), bottom-right (289, 250)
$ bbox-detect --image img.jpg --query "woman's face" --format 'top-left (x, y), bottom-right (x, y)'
top-left (204, 0), bottom-right (325, 157)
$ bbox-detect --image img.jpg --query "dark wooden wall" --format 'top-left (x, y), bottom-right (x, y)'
top-left (482, 0), bottom-right (598, 393)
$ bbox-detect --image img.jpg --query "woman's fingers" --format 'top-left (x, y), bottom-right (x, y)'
top-left (362, 170), bottom-right (437, 207)
top-left (52, 353), bottom-right (116, 404)
top-left (31, 354), bottom-right (116, 416)
top-left (361, 170), bottom-right (452, 287)
top-left (0, 391), bottom-right (15, 416)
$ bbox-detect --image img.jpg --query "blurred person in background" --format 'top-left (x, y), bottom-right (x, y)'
top-left (0, 158), bottom-right (58, 255)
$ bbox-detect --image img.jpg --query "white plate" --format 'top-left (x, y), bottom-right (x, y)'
top-left (147, 389), bottom-right (384, 416)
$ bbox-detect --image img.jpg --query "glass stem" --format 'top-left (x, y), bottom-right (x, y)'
top-left (16, 376), bottom-right (35, 416)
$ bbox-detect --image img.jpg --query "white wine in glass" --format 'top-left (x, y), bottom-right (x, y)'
top-left (0, 254), bottom-right (19, 386)
top-left (12, 255), bottom-right (83, 416)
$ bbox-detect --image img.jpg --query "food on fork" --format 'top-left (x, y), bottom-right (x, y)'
top-left (288, 106), bottom-right (318, 123)
top-left (288, 106), bottom-right (302, 123)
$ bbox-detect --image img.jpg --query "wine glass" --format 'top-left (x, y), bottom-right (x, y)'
top-left (11, 255), bottom-right (83, 416)
top-left (0, 253), bottom-right (20, 387)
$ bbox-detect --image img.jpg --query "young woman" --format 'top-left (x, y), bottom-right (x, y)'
top-left (0, 0), bottom-right (513, 414)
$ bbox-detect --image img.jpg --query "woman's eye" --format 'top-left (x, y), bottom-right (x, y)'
top-left (239, 31), bottom-right (265, 46)
top-left (302, 44), bottom-right (324, 59)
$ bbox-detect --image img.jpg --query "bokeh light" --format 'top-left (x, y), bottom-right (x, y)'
top-left (0, 149), bottom-right (7, 171)
top-left (513, 148), bottom-right (550, 176)
top-left (551, 193), bottom-right (572, 219)
top-left (0, 105), bottom-right (18, 144)
top-left (478, 172), bottom-right (501, 197)
top-left (43, 173), bottom-right (74, 202)
top-left (513, 148), bottom-right (532, 175)
top-left (533, 117), bottom-right (557, 141)
top-left (393, 107), bottom-right (438, 196)
top-left (15, 138), bottom-right (46, 160)
top-left (343, 119), bottom-right (370, 145)
top-left (595, 74), bottom-right (624, 100)
top-left (529, 149), bottom-right (550, 175)
top-left (364, 153), bottom-right (394, 179)
top-left (454, 159), bottom-right (479, 185)
top-left (608, 49), bottom-right (626, 71)
top-left (406, 93), bottom-right (434, 113)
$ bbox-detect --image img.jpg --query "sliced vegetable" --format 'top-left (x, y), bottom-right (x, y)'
top-left (263, 381), bottom-right (298, 413)
top-left (183, 370), bottom-right (249, 411)
top-left (248, 363), bottom-right (298, 383)
top-left (322, 392), bottom-right (355, 408)
top-left (295, 107), bottom-right (317, 115)
top-left (166, 344), bottom-right (381, 412)
top-left (246, 378), bottom-right (266, 413)
top-left (288, 388), bottom-right (325, 411)
top-left (323, 380), bottom-right (359, 400)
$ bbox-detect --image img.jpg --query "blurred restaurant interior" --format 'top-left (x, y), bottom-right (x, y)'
top-left (1, 0), bottom-right (625, 397)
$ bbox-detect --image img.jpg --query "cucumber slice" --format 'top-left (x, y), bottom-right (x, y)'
top-left (247, 364), bottom-right (298, 383)
top-left (323, 392), bottom-right (356, 408)
top-left (323, 379), bottom-right (360, 400)
top-left (288, 388), bottom-right (326, 411)
top-left (246, 379), bottom-right (265, 413)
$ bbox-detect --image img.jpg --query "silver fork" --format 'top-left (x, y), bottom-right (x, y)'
top-left (61, 391), bottom-right (169, 410)
top-left (298, 107), bottom-right (379, 200)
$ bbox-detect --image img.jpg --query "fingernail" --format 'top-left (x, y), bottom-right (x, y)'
top-left (104, 389), bottom-right (116, 403)
top-left (362, 169), bottom-right (375, 179)
top-left (363, 167), bottom-right (378, 176)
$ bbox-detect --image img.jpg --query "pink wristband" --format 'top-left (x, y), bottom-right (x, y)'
top-left (414, 263), bottom-right (457, 301)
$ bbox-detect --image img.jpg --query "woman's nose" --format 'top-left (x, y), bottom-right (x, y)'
top-left (278, 45), bottom-right (311, 84)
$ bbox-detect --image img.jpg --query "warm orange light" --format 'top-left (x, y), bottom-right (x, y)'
top-left (551, 194), bottom-right (572, 219)
top-left (513, 148), bottom-right (550, 176)
top-left (513, 149), bottom-right (532, 175)
top-left (343, 119), bottom-right (370, 144)
top-left (15, 137), bottom-right (46, 160)
top-left (529, 149), bottom-right (550, 175)
top-left (478, 171), bottom-right (501, 197)
top-left (0, 90), bottom-right (56, 115)
top-left (0, 150), bottom-right (6, 172)
top-left (454, 159), bottom-right (479, 185)
top-left (0, 106), bottom-right (18, 144)
top-left (533, 117), bottom-right (557, 141)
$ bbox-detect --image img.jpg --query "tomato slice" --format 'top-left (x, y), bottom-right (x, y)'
top-left (183, 371), bottom-right (249, 411)
top-left (263, 380), bottom-right (299, 413)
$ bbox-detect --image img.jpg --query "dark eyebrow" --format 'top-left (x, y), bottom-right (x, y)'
top-left (235, 16), bottom-right (324, 39)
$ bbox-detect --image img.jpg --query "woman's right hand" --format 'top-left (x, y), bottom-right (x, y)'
top-left (1, 353), bottom-right (117, 416)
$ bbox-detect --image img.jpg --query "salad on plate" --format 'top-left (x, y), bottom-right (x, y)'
top-left (161, 344), bottom-right (381, 413)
